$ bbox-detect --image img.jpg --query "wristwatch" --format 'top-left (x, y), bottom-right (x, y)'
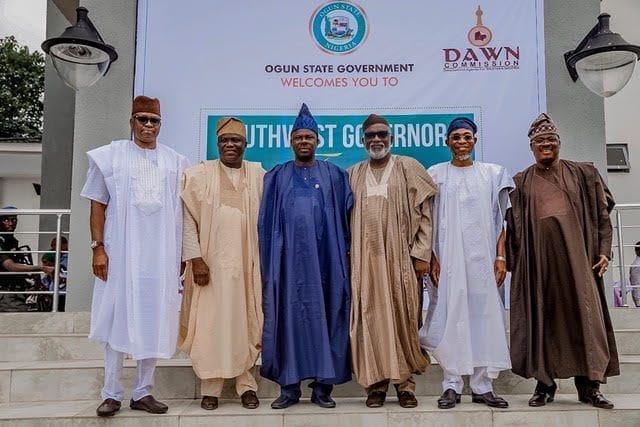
top-left (90, 240), bottom-right (104, 249)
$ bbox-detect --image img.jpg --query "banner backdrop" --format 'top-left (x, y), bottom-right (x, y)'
top-left (135, 0), bottom-right (545, 173)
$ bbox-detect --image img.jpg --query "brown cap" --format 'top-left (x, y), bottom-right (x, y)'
top-left (132, 96), bottom-right (161, 116)
top-left (362, 114), bottom-right (389, 130)
top-left (216, 117), bottom-right (246, 138)
top-left (528, 113), bottom-right (559, 140)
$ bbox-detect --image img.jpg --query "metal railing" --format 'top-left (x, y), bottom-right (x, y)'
top-left (611, 203), bottom-right (640, 307)
top-left (1, 205), bottom-right (638, 310)
top-left (0, 208), bottom-right (70, 312)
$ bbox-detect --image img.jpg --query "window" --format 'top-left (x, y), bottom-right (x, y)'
top-left (607, 143), bottom-right (630, 172)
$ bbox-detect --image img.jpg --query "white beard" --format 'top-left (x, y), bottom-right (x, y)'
top-left (368, 145), bottom-right (390, 160)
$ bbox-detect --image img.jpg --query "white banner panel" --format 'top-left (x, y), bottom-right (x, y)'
top-left (135, 0), bottom-right (545, 173)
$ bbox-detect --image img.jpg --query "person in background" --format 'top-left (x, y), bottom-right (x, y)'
top-left (0, 206), bottom-right (53, 312)
top-left (40, 252), bottom-right (66, 311)
top-left (629, 242), bottom-right (640, 307)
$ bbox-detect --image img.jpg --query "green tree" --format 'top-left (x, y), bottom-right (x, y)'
top-left (0, 36), bottom-right (45, 138)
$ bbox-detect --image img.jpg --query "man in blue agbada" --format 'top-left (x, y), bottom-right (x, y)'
top-left (258, 103), bottom-right (353, 409)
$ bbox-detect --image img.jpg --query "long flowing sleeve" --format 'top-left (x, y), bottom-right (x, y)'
top-left (410, 201), bottom-right (433, 262)
top-left (182, 207), bottom-right (201, 261)
top-left (595, 169), bottom-right (614, 258)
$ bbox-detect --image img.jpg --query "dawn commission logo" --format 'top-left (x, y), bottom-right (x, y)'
top-left (310, 1), bottom-right (368, 55)
top-left (443, 5), bottom-right (520, 72)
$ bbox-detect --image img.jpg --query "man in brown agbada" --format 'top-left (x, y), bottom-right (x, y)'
top-left (179, 117), bottom-right (264, 411)
top-left (348, 114), bottom-right (436, 408)
top-left (506, 113), bottom-right (619, 409)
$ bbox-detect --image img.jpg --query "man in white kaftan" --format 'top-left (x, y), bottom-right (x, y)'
top-left (420, 117), bottom-right (512, 409)
top-left (81, 96), bottom-right (188, 417)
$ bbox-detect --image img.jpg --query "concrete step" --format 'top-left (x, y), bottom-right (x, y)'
top-left (1, 308), bottom-right (638, 335)
top-left (0, 334), bottom-right (190, 362)
top-left (0, 357), bottom-right (638, 404)
top-left (1, 330), bottom-right (639, 362)
top-left (1, 310), bottom-right (639, 362)
top-left (2, 329), bottom-right (638, 362)
top-left (609, 308), bottom-right (640, 329)
top-left (0, 312), bottom-right (89, 335)
top-left (0, 334), bottom-right (102, 362)
top-left (0, 395), bottom-right (638, 426)
top-left (614, 329), bottom-right (640, 355)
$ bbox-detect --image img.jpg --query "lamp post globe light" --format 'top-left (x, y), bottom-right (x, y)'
top-left (41, 7), bottom-right (118, 90)
top-left (565, 13), bottom-right (640, 98)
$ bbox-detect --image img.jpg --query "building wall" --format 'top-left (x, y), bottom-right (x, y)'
top-left (545, 0), bottom-right (606, 172)
top-left (602, 0), bottom-right (640, 295)
top-left (65, 0), bottom-right (136, 310)
top-left (0, 142), bottom-right (42, 253)
top-left (38, 0), bottom-right (77, 250)
top-left (65, 0), bottom-right (606, 310)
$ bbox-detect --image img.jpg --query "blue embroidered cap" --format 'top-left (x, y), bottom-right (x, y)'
top-left (446, 117), bottom-right (477, 137)
top-left (291, 103), bottom-right (318, 135)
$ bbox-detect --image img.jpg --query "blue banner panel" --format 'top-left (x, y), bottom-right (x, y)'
top-left (207, 114), bottom-right (474, 170)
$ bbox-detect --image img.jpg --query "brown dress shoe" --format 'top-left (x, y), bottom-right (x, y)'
top-left (365, 391), bottom-right (386, 408)
top-left (201, 395), bottom-right (219, 410)
top-left (241, 390), bottom-right (260, 409)
top-left (130, 395), bottom-right (169, 414)
top-left (397, 391), bottom-right (418, 408)
top-left (96, 398), bottom-right (121, 417)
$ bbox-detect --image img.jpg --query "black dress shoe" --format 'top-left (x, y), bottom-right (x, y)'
top-left (580, 389), bottom-right (614, 409)
top-left (365, 391), bottom-right (386, 408)
top-left (311, 392), bottom-right (336, 408)
top-left (397, 391), bottom-right (418, 408)
top-left (270, 395), bottom-right (299, 409)
top-left (201, 395), bottom-right (218, 410)
top-left (130, 395), bottom-right (169, 414)
top-left (241, 390), bottom-right (260, 409)
top-left (472, 391), bottom-right (509, 408)
top-left (96, 398), bottom-right (121, 417)
top-left (528, 381), bottom-right (557, 407)
top-left (437, 388), bottom-right (461, 409)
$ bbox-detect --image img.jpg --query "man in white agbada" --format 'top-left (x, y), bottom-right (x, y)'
top-left (420, 117), bottom-right (512, 409)
top-left (81, 96), bottom-right (188, 417)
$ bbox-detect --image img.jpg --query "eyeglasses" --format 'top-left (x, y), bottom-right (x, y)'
top-left (134, 115), bottom-right (161, 126)
top-left (449, 134), bottom-right (475, 142)
top-left (364, 130), bottom-right (390, 140)
top-left (530, 137), bottom-right (560, 146)
top-left (0, 217), bottom-right (17, 223)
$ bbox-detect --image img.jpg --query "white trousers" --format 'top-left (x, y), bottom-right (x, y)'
top-left (442, 367), bottom-right (493, 394)
top-left (101, 344), bottom-right (157, 401)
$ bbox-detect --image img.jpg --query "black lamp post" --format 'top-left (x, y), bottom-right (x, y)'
top-left (41, 7), bottom-right (118, 90)
top-left (565, 13), bottom-right (640, 97)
